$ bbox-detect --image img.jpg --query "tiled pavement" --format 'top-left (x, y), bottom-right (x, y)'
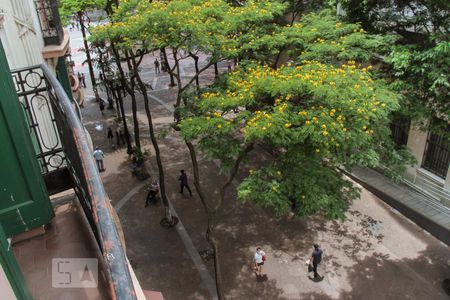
top-left (12, 200), bottom-right (108, 300)
top-left (350, 166), bottom-right (450, 245)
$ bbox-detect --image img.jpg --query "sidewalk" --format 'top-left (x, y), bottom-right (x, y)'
top-left (349, 166), bottom-right (450, 245)
top-left (74, 42), bottom-right (450, 298)
top-left (103, 89), bottom-right (449, 299)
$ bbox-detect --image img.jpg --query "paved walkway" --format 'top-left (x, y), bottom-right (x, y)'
top-left (13, 199), bottom-right (109, 300)
top-left (71, 29), bottom-right (450, 299)
top-left (350, 166), bottom-right (450, 245)
top-left (99, 89), bottom-right (450, 299)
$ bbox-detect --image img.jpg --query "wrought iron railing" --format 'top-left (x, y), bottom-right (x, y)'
top-left (38, 64), bottom-right (137, 299)
top-left (11, 66), bottom-right (66, 174)
top-left (390, 116), bottom-right (410, 148)
top-left (422, 130), bottom-right (450, 179)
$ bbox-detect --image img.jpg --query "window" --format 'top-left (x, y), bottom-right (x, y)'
top-left (422, 124), bottom-right (450, 179)
top-left (390, 116), bottom-right (410, 148)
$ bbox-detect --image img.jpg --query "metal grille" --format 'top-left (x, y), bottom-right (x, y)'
top-left (34, 0), bottom-right (64, 45)
top-left (390, 116), bottom-right (410, 147)
top-left (10, 66), bottom-right (66, 174)
top-left (422, 129), bottom-right (450, 179)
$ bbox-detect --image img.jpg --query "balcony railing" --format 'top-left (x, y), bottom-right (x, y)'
top-left (12, 64), bottom-right (138, 299)
top-left (11, 65), bottom-right (73, 195)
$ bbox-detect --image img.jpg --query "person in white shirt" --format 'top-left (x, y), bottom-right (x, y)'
top-left (93, 147), bottom-right (105, 172)
top-left (253, 247), bottom-right (266, 277)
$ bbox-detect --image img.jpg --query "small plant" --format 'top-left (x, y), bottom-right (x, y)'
top-left (130, 147), bottom-right (150, 180)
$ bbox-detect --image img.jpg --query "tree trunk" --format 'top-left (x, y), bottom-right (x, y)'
top-left (129, 79), bottom-right (140, 149)
top-left (161, 47), bottom-right (176, 87)
top-left (208, 225), bottom-right (224, 299)
top-left (78, 11), bottom-right (99, 102)
top-left (124, 52), bottom-right (141, 149)
top-left (116, 89), bottom-right (133, 154)
top-left (129, 50), bottom-right (174, 223)
top-left (171, 49), bottom-right (184, 107)
top-left (214, 62), bottom-right (219, 76)
top-left (273, 47), bottom-right (284, 69)
top-left (185, 141), bottom-right (223, 299)
top-left (96, 50), bottom-right (114, 108)
top-left (185, 141), bottom-right (254, 299)
top-left (109, 43), bottom-right (138, 154)
top-left (114, 91), bottom-right (121, 118)
top-left (193, 54), bottom-right (200, 87)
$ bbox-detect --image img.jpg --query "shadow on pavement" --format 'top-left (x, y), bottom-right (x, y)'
top-left (338, 245), bottom-right (450, 300)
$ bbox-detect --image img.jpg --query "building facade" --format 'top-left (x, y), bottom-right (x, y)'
top-left (392, 118), bottom-right (450, 206)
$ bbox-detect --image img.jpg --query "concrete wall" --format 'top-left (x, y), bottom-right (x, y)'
top-left (405, 122), bottom-right (428, 178)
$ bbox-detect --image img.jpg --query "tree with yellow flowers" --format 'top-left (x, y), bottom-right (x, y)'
top-left (178, 9), bottom-right (416, 298)
top-left (91, 2), bottom-right (415, 298)
top-left (95, 0), bottom-right (285, 105)
top-left (181, 60), bottom-right (401, 217)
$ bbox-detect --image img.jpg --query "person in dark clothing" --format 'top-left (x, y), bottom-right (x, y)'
top-left (179, 169), bottom-right (192, 195)
top-left (81, 73), bottom-right (87, 87)
top-left (107, 127), bottom-right (114, 147)
top-left (99, 99), bottom-right (105, 114)
top-left (310, 244), bottom-right (323, 279)
top-left (145, 180), bottom-right (159, 207)
top-left (154, 58), bottom-right (160, 74)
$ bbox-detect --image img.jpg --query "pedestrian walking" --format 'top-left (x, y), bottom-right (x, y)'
top-left (309, 244), bottom-right (323, 280)
top-left (253, 247), bottom-right (266, 277)
top-left (81, 73), bottom-right (87, 88)
top-left (99, 99), bottom-right (105, 114)
top-left (77, 72), bottom-right (83, 87)
top-left (145, 180), bottom-right (160, 207)
top-left (107, 127), bottom-right (114, 147)
top-left (228, 61), bottom-right (232, 73)
top-left (93, 147), bottom-right (105, 172)
top-left (178, 169), bottom-right (192, 195)
top-left (154, 58), bottom-right (160, 74)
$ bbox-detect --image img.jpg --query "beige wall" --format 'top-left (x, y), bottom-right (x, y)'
top-left (0, 0), bottom-right (44, 69)
top-left (405, 123), bottom-right (428, 178)
top-left (407, 122), bottom-right (450, 184)
top-left (405, 121), bottom-right (450, 206)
